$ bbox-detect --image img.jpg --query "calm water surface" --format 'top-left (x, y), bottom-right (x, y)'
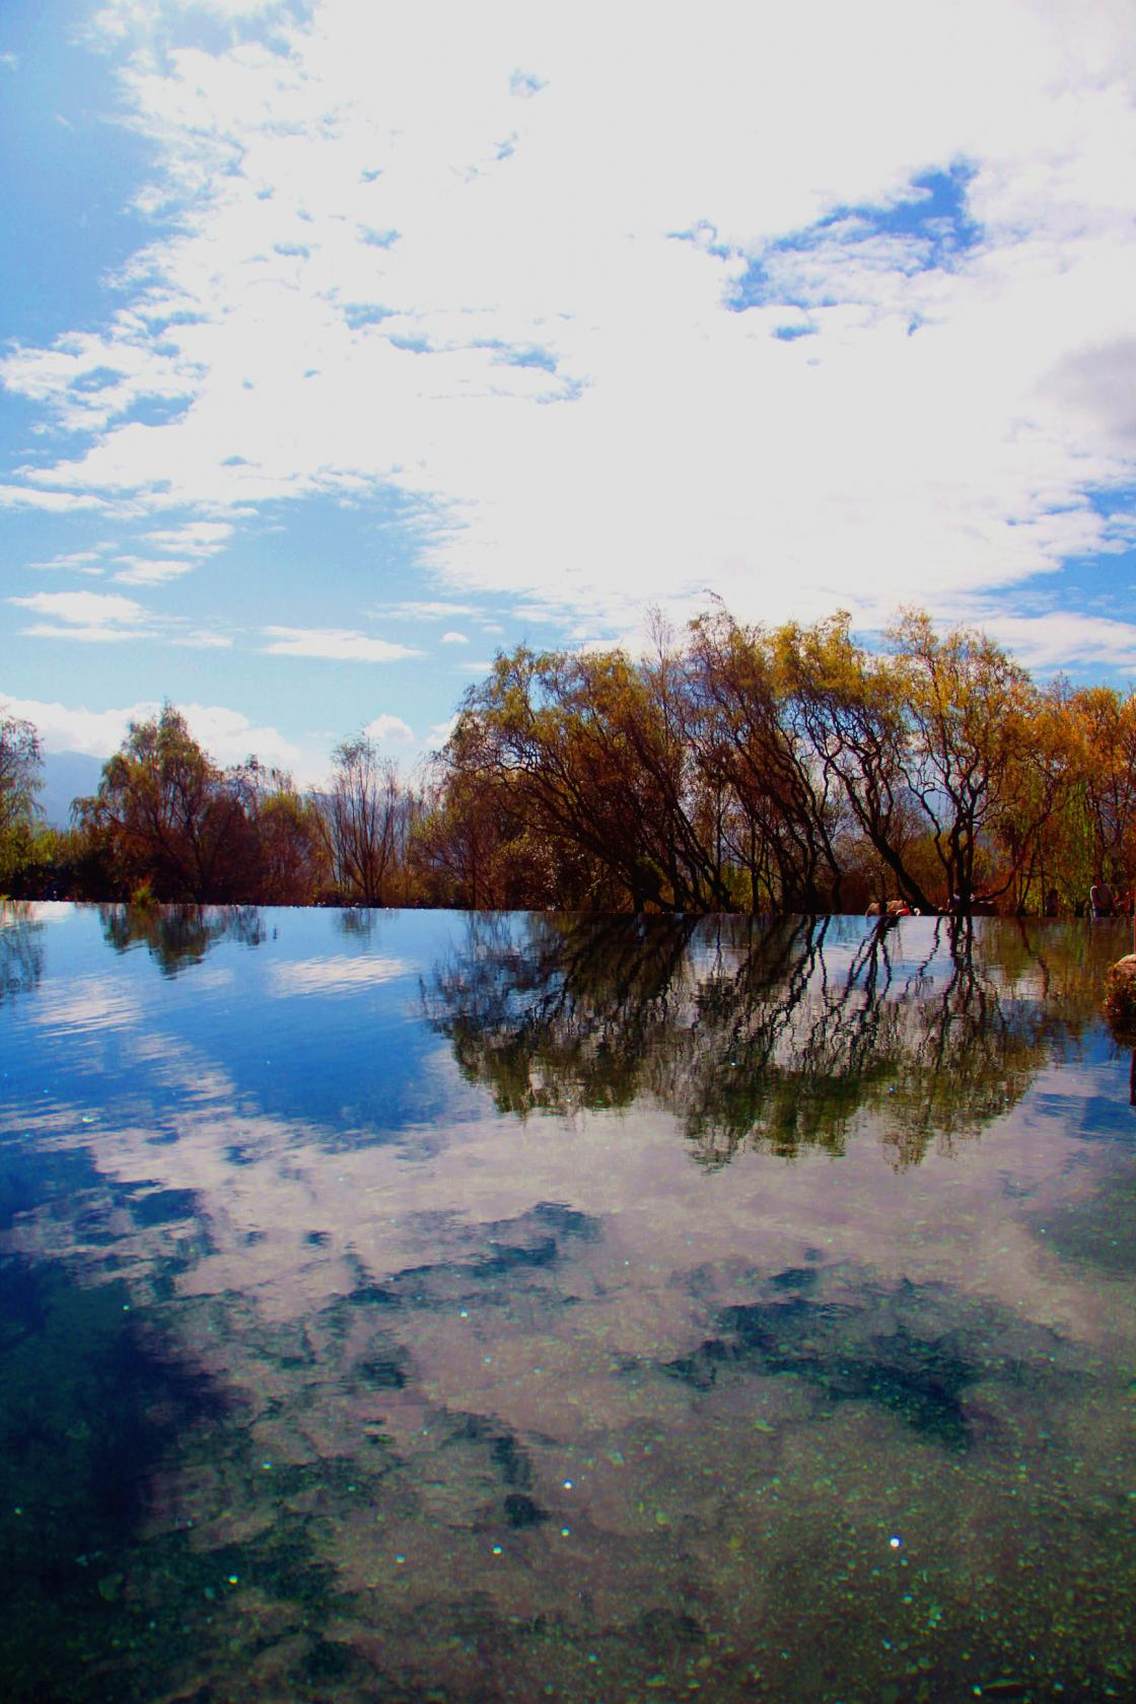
top-left (1, 903), bottom-right (1133, 1702)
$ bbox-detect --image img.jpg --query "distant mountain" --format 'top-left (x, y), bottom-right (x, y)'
top-left (38, 750), bottom-right (106, 827)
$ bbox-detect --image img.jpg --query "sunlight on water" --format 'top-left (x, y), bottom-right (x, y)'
top-left (1, 903), bottom-right (1134, 1701)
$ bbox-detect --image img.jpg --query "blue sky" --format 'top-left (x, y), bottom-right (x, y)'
top-left (2, 0), bottom-right (1136, 790)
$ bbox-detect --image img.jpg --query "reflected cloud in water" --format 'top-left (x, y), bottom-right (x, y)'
top-left (30, 974), bottom-right (139, 1035)
top-left (268, 954), bottom-right (412, 997)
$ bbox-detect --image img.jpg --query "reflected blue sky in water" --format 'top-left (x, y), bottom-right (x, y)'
top-left (1, 904), bottom-right (1134, 1702)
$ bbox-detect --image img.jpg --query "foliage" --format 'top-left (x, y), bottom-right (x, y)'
top-left (73, 706), bottom-right (255, 902)
top-left (435, 608), bottom-right (1135, 916)
top-left (5, 608), bottom-right (1136, 913)
top-left (320, 736), bottom-right (414, 905)
top-left (0, 712), bottom-right (43, 892)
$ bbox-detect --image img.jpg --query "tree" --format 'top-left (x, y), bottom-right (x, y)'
top-left (236, 761), bottom-right (330, 904)
top-left (888, 612), bottom-right (1050, 910)
top-left (0, 711), bottom-right (43, 889)
top-left (320, 735), bottom-right (407, 904)
top-left (985, 679), bottom-right (1076, 914)
top-left (687, 612), bottom-right (846, 912)
top-left (75, 705), bottom-right (254, 901)
top-left (411, 755), bottom-right (558, 910)
top-left (782, 614), bottom-right (935, 912)
top-left (445, 643), bottom-right (732, 912)
top-left (443, 648), bottom-right (659, 910)
top-left (1062, 686), bottom-right (1136, 896)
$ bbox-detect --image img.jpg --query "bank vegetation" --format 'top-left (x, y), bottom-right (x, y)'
top-left (3, 607), bottom-right (1135, 914)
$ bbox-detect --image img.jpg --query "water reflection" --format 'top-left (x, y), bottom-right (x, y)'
top-left (99, 901), bottom-right (266, 976)
top-left (425, 913), bottom-right (1117, 1165)
top-left (1, 906), bottom-right (1134, 1701)
top-left (0, 902), bottom-right (45, 1006)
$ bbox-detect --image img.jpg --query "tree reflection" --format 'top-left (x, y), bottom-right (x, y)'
top-left (0, 902), bottom-right (45, 1006)
top-left (335, 905), bottom-right (383, 943)
top-left (98, 903), bottom-right (265, 976)
top-left (424, 914), bottom-right (1113, 1166)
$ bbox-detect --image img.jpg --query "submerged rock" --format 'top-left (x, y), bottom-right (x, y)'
top-left (1103, 954), bottom-right (1136, 1038)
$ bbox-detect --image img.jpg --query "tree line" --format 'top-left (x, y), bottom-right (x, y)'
top-left (2, 604), bottom-right (1135, 913)
top-left (0, 708), bottom-right (425, 906)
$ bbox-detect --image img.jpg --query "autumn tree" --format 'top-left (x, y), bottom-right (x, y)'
top-left (686, 611), bottom-right (847, 912)
top-left (983, 679), bottom-right (1077, 913)
top-left (1061, 686), bottom-right (1136, 898)
top-left (412, 749), bottom-right (561, 910)
top-left (446, 644), bottom-right (732, 911)
top-left (75, 705), bottom-right (256, 901)
top-left (781, 614), bottom-right (937, 912)
top-left (0, 711), bottom-right (43, 890)
top-left (888, 612), bottom-right (1056, 910)
top-left (237, 761), bottom-right (330, 904)
top-left (320, 735), bottom-right (411, 904)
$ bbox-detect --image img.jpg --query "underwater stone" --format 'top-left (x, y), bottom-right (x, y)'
top-left (1103, 955), bottom-right (1136, 1038)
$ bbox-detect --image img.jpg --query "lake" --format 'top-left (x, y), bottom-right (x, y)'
top-left (1, 903), bottom-right (1133, 1702)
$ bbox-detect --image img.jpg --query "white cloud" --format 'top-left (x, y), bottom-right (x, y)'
top-left (261, 625), bottom-right (422, 661)
top-left (113, 555), bottom-right (195, 584)
top-left (161, 0), bottom-right (286, 16)
top-left (0, 692), bottom-right (300, 768)
top-left (1042, 338), bottom-right (1136, 451)
top-left (9, 587), bottom-right (238, 650)
top-left (28, 550), bottom-right (104, 572)
top-left (179, 701), bottom-right (302, 767)
top-left (2, 0), bottom-right (1136, 646)
top-left (145, 520), bottom-right (234, 556)
top-left (440, 629), bottom-right (469, 645)
top-left (0, 484), bottom-right (110, 512)
top-left (93, 0), bottom-right (282, 34)
top-left (176, 629), bottom-right (234, 649)
top-left (0, 696), bottom-right (147, 756)
top-left (20, 622), bottom-right (150, 643)
top-left (11, 590), bottom-right (146, 624)
top-left (977, 611), bottom-right (1136, 672)
top-left (383, 600), bottom-right (479, 620)
top-left (364, 713), bottom-right (415, 744)
top-left (11, 590), bottom-right (150, 642)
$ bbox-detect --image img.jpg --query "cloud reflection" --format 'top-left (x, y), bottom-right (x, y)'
top-left (31, 974), bottom-right (138, 1034)
top-left (268, 955), bottom-right (411, 997)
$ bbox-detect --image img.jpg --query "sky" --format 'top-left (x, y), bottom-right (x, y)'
top-left (2, 0), bottom-right (1136, 797)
